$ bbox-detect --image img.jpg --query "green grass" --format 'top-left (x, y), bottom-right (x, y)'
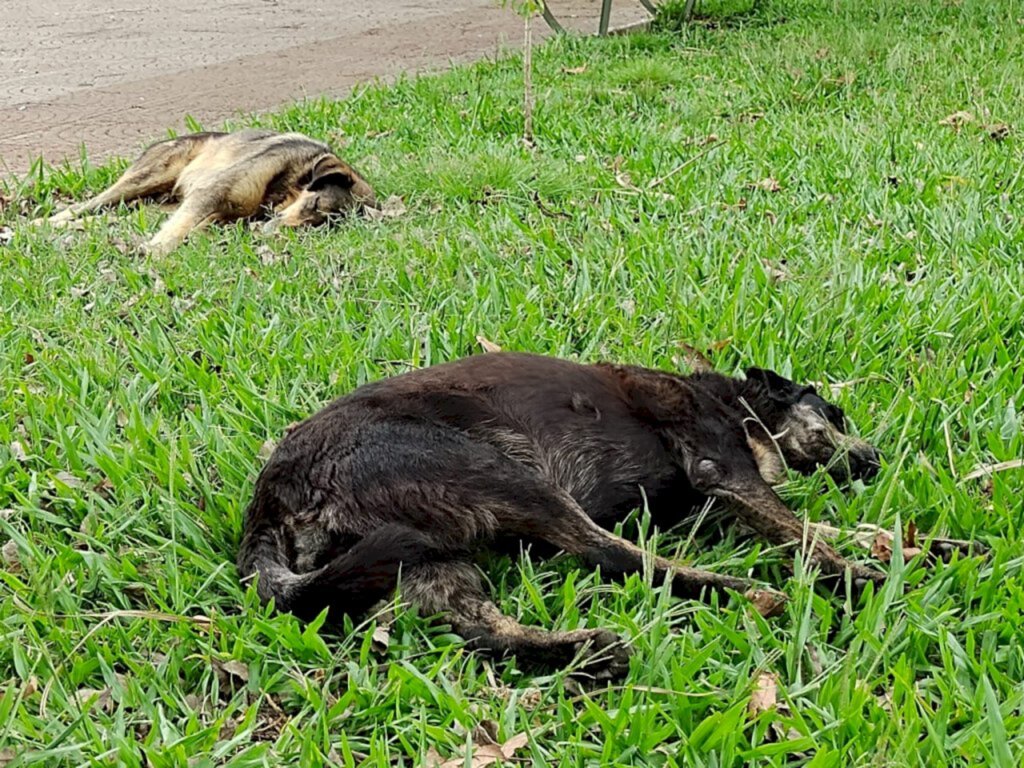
top-left (2, 0), bottom-right (1024, 764)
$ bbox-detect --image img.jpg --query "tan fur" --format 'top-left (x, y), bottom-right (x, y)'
top-left (36, 129), bottom-right (376, 255)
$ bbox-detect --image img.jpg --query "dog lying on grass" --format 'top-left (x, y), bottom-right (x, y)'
top-left (238, 352), bottom-right (976, 679)
top-left (36, 129), bottom-right (376, 255)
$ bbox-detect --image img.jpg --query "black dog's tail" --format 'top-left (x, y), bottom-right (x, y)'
top-left (237, 494), bottom-right (436, 622)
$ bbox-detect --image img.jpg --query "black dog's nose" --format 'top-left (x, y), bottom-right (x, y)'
top-left (850, 447), bottom-right (882, 481)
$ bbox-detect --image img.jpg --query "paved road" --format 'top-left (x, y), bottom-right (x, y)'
top-left (0, 1), bottom-right (648, 174)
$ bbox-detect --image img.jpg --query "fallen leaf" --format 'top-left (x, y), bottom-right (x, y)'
top-left (476, 335), bottom-right (502, 353)
top-left (675, 342), bottom-right (713, 372)
top-left (814, 47), bottom-right (830, 60)
top-left (748, 177), bottom-right (782, 193)
top-left (9, 441), bottom-right (27, 462)
top-left (562, 64), bottom-right (587, 74)
top-left (905, 520), bottom-right (918, 549)
top-left (871, 531), bottom-right (893, 562)
top-left (0, 747), bottom-right (16, 766)
top-left (749, 671), bottom-right (778, 716)
top-left (615, 171), bottom-right (639, 191)
top-left (736, 111), bottom-right (765, 123)
top-left (371, 624), bottom-right (390, 654)
top-left (747, 589), bottom-right (788, 618)
top-left (0, 226), bottom-right (12, 246)
top-left (365, 195), bottom-right (407, 220)
top-left (54, 471), bottom-right (84, 489)
top-left (426, 731), bottom-right (529, 768)
top-left (939, 111), bottom-right (975, 129)
top-left (2, 540), bottom-right (21, 571)
top-left (93, 477), bottom-right (115, 499)
top-left (963, 458), bottom-right (1024, 481)
top-left (870, 529), bottom-right (922, 563)
top-left (831, 72), bottom-right (856, 86)
top-left (258, 439), bottom-right (277, 462)
top-left (216, 659), bottom-right (250, 684)
top-left (984, 123), bottom-right (1010, 140)
top-left (761, 259), bottom-right (790, 282)
top-left (0, 509), bottom-right (14, 521)
top-left (257, 244), bottom-right (288, 266)
top-left (74, 685), bottom-right (113, 713)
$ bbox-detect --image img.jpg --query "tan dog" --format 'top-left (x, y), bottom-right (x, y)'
top-left (38, 129), bottom-right (376, 255)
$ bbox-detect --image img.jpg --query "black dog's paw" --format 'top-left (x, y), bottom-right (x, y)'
top-left (572, 629), bottom-right (631, 682)
top-left (926, 536), bottom-right (988, 563)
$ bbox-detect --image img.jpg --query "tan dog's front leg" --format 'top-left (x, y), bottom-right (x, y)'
top-left (143, 200), bottom-right (219, 256)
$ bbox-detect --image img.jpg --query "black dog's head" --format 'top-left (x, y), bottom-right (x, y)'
top-left (741, 367), bottom-right (881, 484)
top-left (267, 154), bottom-right (377, 230)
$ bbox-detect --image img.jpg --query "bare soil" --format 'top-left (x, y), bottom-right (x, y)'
top-left (0, 0), bottom-right (647, 174)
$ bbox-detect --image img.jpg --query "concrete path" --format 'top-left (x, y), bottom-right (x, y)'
top-left (0, 1), bottom-right (648, 174)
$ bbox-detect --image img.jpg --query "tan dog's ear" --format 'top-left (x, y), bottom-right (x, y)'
top-left (309, 154), bottom-right (356, 190)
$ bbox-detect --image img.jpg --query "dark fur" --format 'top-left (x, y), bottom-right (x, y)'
top-left (37, 129), bottom-right (376, 255)
top-left (237, 352), bottom-right (915, 677)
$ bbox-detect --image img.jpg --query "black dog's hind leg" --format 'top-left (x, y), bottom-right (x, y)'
top-left (401, 560), bottom-right (631, 680)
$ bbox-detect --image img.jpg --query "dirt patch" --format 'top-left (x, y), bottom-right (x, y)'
top-left (0, 0), bottom-right (648, 174)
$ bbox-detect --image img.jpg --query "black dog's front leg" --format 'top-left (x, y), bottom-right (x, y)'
top-left (706, 473), bottom-right (886, 588)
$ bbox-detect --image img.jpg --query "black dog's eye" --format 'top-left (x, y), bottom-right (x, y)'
top-left (827, 405), bottom-right (846, 430)
top-left (799, 390), bottom-right (846, 431)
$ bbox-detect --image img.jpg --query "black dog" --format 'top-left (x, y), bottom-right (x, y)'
top-left (237, 352), bottom-right (963, 677)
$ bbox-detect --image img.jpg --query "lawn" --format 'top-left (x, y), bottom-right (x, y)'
top-left (2, 0), bottom-right (1023, 764)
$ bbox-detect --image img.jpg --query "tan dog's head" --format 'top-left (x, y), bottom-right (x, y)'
top-left (267, 154), bottom-right (376, 231)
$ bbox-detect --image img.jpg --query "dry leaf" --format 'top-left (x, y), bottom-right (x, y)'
top-left (1, 540), bottom-right (20, 572)
top-left (258, 439), bottom-right (277, 461)
top-left (749, 671), bottom-right (778, 716)
top-left (871, 531), bottom-right (893, 562)
top-left (371, 624), bottom-right (390, 654)
top-left (985, 123), bottom-right (1010, 141)
top-left (814, 47), bottom-right (830, 60)
top-left (476, 335), bottom-right (502, 353)
top-left (54, 471), bottom-right (84, 489)
top-left (675, 342), bottom-right (713, 372)
top-left (761, 259), bottom-right (789, 282)
top-left (217, 659), bottom-right (250, 683)
top-left (905, 520), bottom-right (918, 549)
top-left (0, 226), bottom-right (12, 246)
top-left (258, 244), bottom-right (287, 266)
top-left (748, 177), bottom-right (782, 193)
top-left (562, 64), bottom-right (587, 74)
top-left (93, 477), bottom-right (115, 499)
top-left (939, 111), bottom-right (975, 129)
top-left (737, 112), bottom-right (765, 123)
top-left (0, 748), bottom-right (17, 766)
top-left (75, 685), bottom-right (113, 713)
top-left (426, 731), bottom-right (529, 768)
top-left (9, 441), bottom-right (26, 462)
top-left (615, 171), bottom-right (639, 191)
top-left (963, 458), bottom-right (1024, 481)
top-left (747, 589), bottom-right (788, 618)
top-left (365, 195), bottom-right (406, 220)
top-left (0, 509), bottom-right (14, 521)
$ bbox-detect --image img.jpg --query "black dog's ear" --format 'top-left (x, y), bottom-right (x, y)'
top-left (308, 154), bottom-right (356, 191)
top-left (745, 367), bottom-right (800, 399)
